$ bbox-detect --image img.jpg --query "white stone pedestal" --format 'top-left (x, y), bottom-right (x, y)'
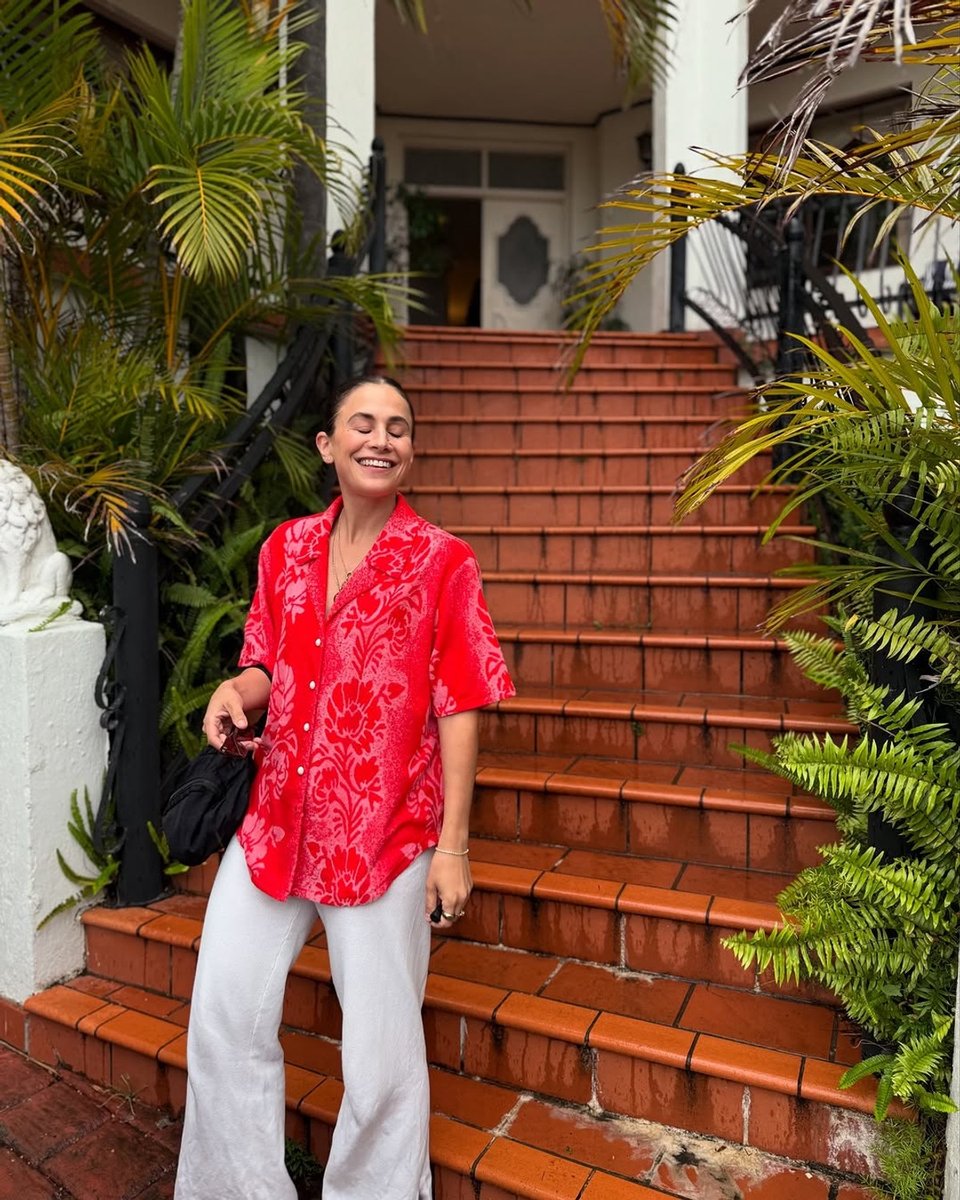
top-left (0, 618), bottom-right (108, 1003)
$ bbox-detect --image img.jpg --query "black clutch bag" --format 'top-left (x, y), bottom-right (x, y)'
top-left (161, 744), bottom-right (256, 866)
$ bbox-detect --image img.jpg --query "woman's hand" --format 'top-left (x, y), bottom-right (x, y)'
top-left (202, 670), bottom-right (270, 753)
top-left (425, 850), bottom-right (472, 931)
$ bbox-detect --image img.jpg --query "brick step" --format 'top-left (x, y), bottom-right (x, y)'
top-left (20, 978), bottom-right (880, 1199)
top-left (25, 891), bottom-right (888, 1176)
top-left (480, 691), bottom-right (851, 772)
top-left (415, 413), bottom-right (732, 450)
top-left (403, 364), bottom-right (735, 389)
top-left (401, 361), bottom-right (739, 388)
top-left (471, 757), bottom-right (834, 875)
top-left (493, 625), bottom-right (827, 699)
top-left (396, 327), bottom-right (721, 366)
top-left (480, 570), bottom-right (821, 631)
top-left (405, 384), bottom-right (750, 418)
top-left (409, 447), bottom-right (770, 487)
top-left (451, 524), bottom-right (814, 574)
top-left (406, 483), bottom-right (793, 526)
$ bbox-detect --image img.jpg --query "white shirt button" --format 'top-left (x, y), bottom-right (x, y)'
top-left (297, 766), bottom-right (305, 776)
top-left (309, 681), bottom-right (316, 690)
top-left (303, 722), bottom-right (310, 732)
top-left (314, 637), bottom-right (322, 647)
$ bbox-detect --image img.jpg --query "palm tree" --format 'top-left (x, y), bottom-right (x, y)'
top-left (0, 0), bottom-right (100, 451)
top-left (2, 0), bottom-right (403, 549)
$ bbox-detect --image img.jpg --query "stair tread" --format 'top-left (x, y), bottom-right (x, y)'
top-left (417, 413), bottom-right (735, 424)
top-left (474, 751), bottom-right (834, 815)
top-left (488, 687), bottom-right (848, 730)
top-left (408, 382), bottom-right (737, 392)
top-left (399, 326), bottom-right (711, 342)
top-left (448, 523), bottom-right (815, 535)
top-left (414, 445), bottom-right (736, 455)
top-left (406, 483), bottom-right (792, 495)
top-left (494, 624), bottom-right (797, 648)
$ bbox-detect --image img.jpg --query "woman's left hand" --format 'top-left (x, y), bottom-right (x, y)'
top-left (425, 851), bottom-right (472, 930)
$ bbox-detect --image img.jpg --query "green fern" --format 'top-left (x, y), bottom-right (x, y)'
top-left (38, 787), bottom-right (121, 928)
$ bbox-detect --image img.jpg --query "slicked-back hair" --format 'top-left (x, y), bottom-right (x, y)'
top-left (321, 374), bottom-right (415, 440)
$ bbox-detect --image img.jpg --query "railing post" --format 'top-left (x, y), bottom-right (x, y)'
top-left (668, 162), bottom-right (687, 333)
top-left (111, 496), bottom-right (164, 905)
top-left (327, 230), bottom-right (354, 389)
top-left (369, 136), bottom-right (387, 277)
top-left (776, 216), bottom-right (806, 376)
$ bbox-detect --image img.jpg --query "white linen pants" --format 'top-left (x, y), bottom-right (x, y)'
top-left (174, 838), bottom-right (433, 1200)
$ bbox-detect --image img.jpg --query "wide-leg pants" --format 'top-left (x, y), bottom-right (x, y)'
top-left (174, 838), bottom-right (433, 1200)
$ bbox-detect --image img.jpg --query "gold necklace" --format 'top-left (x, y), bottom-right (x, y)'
top-left (332, 521), bottom-right (354, 596)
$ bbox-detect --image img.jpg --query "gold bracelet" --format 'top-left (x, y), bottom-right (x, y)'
top-left (434, 846), bottom-right (470, 857)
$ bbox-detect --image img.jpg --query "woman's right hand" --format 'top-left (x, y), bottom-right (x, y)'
top-left (202, 679), bottom-right (256, 753)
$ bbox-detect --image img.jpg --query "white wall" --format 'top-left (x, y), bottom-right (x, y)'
top-left (326, 0), bottom-right (377, 238)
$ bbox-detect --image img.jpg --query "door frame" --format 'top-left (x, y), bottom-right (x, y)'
top-left (395, 138), bottom-right (572, 328)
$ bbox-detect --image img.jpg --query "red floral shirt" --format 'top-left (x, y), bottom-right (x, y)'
top-left (236, 495), bottom-right (515, 905)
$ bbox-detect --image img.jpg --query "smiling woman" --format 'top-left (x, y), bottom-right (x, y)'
top-left (176, 374), bottom-right (514, 1200)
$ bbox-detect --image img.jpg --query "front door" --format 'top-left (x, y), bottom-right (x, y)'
top-left (481, 198), bottom-right (564, 330)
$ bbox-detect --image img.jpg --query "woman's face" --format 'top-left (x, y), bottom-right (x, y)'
top-left (316, 382), bottom-right (415, 501)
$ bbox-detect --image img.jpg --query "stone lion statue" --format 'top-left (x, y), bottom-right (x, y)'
top-left (0, 460), bottom-right (78, 626)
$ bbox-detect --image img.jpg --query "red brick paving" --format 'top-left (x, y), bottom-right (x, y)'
top-left (0, 1045), bottom-right (179, 1200)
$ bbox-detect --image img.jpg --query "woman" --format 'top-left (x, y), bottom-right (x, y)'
top-left (175, 375), bottom-right (515, 1200)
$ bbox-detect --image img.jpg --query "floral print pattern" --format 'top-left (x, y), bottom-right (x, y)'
top-left (237, 496), bottom-right (515, 905)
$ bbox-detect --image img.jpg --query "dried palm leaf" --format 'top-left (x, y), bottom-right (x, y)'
top-left (738, 2), bottom-right (958, 180)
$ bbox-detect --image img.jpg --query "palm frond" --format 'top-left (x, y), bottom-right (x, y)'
top-left (739, 1), bottom-right (958, 178)
top-left (596, 0), bottom-right (678, 88)
top-left (387, 0), bottom-right (430, 32)
top-left (0, 0), bottom-right (99, 118)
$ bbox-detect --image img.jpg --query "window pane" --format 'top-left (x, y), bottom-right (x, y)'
top-left (488, 152), bottom-right (564, 191)
top-left (404, 148), bottom-right (482, 188)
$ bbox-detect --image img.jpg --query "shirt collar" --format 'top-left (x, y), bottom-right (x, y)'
top-left (292, 493), bottom-right (424, 577)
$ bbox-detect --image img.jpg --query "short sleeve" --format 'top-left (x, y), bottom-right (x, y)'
top-left (430, 550), bottom-right (515, 717)
top-left (238, 534), bottom-right (278, 676)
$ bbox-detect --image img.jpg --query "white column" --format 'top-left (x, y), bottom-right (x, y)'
top-left (650, 0), bottom-right (748, 330)
top-left (325, 0), bottom-right (377, 240)
top-left (0, 619), bottom-right (108, 1002)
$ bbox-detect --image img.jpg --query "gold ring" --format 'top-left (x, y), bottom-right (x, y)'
top-left (441, 910), bottom-right (457, 921)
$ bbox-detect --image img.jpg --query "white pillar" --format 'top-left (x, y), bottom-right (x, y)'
top-left (0, 619), bottom-right (108, 1003)
top-left (650, 0), bottom-right (748, 330)
top-left (325, 0), bottom-right (377, 240)
top-left (0, 462), bottom-right (109, 1003)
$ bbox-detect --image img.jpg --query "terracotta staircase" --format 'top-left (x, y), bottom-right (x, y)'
top-left (20, 328), bottom-right (889, 1200)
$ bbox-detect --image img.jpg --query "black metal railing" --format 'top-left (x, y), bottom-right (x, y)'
top-left (98, 139), bottom-right (388, 905)
top-left (667, 161), bottom-right (953, 383)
